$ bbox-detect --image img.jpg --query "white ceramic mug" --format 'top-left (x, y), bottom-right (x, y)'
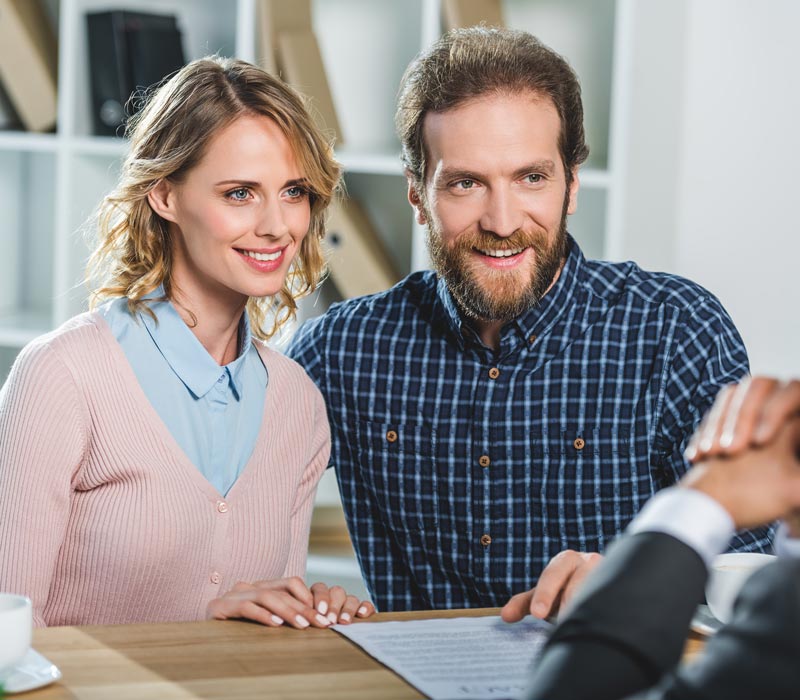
top-left (705, 552), bottom-right (777, 623)
top-left (0, 593), bottom-right (32, 683)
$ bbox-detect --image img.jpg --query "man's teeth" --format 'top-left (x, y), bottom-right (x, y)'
top-left (478, 247), bottom-right (525, 258)
top-left (241, 250), bottom-right (281, 262)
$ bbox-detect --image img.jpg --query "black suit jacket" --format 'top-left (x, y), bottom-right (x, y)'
top-left (526, 531), bottom-right (800, 700)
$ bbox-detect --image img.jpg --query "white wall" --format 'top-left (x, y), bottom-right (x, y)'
top-left (621, 0), bottom-right (799, 378)
top-left (675, 0), bottom-right (800, 377)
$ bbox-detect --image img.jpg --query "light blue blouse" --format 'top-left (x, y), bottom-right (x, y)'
top-left (100, 294), bottom-right (268, 496)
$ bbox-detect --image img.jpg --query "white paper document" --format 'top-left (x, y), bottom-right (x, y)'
top-left (333, 615), bottom-right (552, 700)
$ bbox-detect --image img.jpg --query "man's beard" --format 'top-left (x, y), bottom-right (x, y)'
top-left (426, 200), bottom-right (569, 323)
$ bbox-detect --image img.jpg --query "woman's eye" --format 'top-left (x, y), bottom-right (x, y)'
top-left (228, 187), bottom-right (250, 201)
top-left (285, 186), bottom-right (307, 199)
top-left (454, 179), bottom-right (475, 190)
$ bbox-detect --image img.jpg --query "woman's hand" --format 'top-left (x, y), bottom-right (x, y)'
top-left (207, 577), bottom-right (375, 628)
top-left (309, 582), bottom-right (375, 624)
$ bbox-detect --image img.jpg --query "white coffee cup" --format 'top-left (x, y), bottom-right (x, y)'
top-left (0, 593), bottom-right (32, 683)
top-left (705, 552), bottom-right (776, 624)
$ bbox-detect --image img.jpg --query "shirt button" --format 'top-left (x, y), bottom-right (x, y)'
top-left (217, 376), bottom-right (225, 384)
top-left (480, 534), bottom-right (492, 547)
top-left (488, 367), bottom-right (500, 380)
top-left (573, 437), bottom-right (586, 450)
top-left (210, 572), bottom-right (221, 585)
top-left (386, 430), bottom-right (398, 443)
top-left (528, 334), bottom-right (537, 344)
top-left (217, 501), bottom-right (228, 514)
top-left (478, 455), bottom-right (491, 468)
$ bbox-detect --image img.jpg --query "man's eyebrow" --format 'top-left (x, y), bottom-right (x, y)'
top-left (434, 160), bottom-right (558, 184)
top-left (513, 160), bottom-right (557, 178)
top-left (433, 168), bottom-right (485, 185)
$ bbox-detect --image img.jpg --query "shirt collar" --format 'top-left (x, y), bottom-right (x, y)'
top-left (434, 234), bottom-right (585, 349)
top-left (137, 289), bottom-right (259, 400)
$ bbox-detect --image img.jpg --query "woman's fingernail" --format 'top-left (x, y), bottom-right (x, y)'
top-left (327, 612), bottom-right (338, 623)
top-left (357, 606), bottom-right (368, 616)
top-left (316, 613), bottom-right (332, 626)
top-left (318, 600), bottom-right (328, 615)
top-left (719, 431), bottom-right (733, 448)
top-left (295, 615), bottom-right (310, 628)
top-left (271, 615), bottom-right (284, 625)
top-left (340, 612), bottom-right (351, 622)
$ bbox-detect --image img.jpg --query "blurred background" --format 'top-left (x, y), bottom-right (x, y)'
top-left (1, 0), bottom-right (798, 600)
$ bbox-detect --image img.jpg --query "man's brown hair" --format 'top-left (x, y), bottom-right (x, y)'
top-left (396, 26), bottom-right (590, 188)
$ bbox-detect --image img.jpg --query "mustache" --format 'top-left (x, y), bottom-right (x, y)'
top-left (452, 228), bottom-right (548, 253)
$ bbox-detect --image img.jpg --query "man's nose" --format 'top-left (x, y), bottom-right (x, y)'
top-left (478, 188), bottom-right (523, 238)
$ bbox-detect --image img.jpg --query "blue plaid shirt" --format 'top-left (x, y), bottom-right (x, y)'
top-left (288, 236), bottom-right (772, 611)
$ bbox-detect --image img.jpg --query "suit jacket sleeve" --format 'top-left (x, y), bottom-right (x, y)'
top-left (634, 558), bottom-right (800, 700)
top-left (527, 533), bottom-right (800, 700)
top-left (526, 531), bottom-right (707, 700)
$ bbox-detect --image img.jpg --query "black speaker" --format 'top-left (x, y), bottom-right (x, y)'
top-left (86, 11), bottom-right (185, 136)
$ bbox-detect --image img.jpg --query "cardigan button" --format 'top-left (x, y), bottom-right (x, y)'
top-left (217, 501), bottom-right (229, 514)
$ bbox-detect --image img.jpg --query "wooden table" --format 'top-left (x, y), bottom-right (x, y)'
top-left (27, 608), bottom-right (706, 699)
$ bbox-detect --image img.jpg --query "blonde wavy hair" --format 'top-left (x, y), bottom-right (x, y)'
top-left (87, 56), bottom-right (341, 340)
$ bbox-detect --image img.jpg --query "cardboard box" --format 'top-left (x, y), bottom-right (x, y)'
top-left (256, 0), bottom-right (312, 75)
top-left (0, 0), bottom-right (57, 132)
top-left (277, 29), bottom-right (343, 144)
top-left (442, 0), bottom-right (505, 30)
top-left (325, 198), bottom-right (400, 298)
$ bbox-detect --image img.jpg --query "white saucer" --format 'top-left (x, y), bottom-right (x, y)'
top-left (2, 648), bottom-right (62, 694)
top-left (690, 603), bottom-right (723, 636)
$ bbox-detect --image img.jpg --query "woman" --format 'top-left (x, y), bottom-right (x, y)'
top-left (0, 57), bottom-right (373, 629)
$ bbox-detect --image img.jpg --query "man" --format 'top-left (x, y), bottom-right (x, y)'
top-left (527, 377), bottom-right (800, 699)
top-left (287, 27), bottom-right (771, 613)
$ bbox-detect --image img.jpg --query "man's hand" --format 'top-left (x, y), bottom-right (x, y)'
top-left (207, 577), bottom-right (375, 628)
top-left (500, 550), bottom-right (602, 623)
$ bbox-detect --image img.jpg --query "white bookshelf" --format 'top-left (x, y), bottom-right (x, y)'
top-left (0, 0), bottom-right (629, 376)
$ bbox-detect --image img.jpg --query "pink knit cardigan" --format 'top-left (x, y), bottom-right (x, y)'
top-left (0, 312), bottom-right (330, 627)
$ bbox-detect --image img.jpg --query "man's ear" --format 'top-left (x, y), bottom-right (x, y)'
top-left (406, 173), bottom-right (427, 225)
top-left (147, 179), bottom-right (179, 223)
top-left (566, 168), bottom-right (580, 215)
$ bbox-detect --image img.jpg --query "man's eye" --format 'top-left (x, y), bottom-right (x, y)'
top-left (525, 174), bottom-right (543, 184)
top-left (454, 179), bottom-right (475, 189)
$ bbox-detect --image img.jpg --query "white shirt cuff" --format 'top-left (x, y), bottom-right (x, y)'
top-left (774, 521), bottom-right (800, 559)
top-left (627, 487), bottom-right (735, 568)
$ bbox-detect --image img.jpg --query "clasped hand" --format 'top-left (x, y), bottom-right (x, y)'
top-left (683, 376), bottom-right (800, 531)
top-left (208, 577), bottom-right (375, 629)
